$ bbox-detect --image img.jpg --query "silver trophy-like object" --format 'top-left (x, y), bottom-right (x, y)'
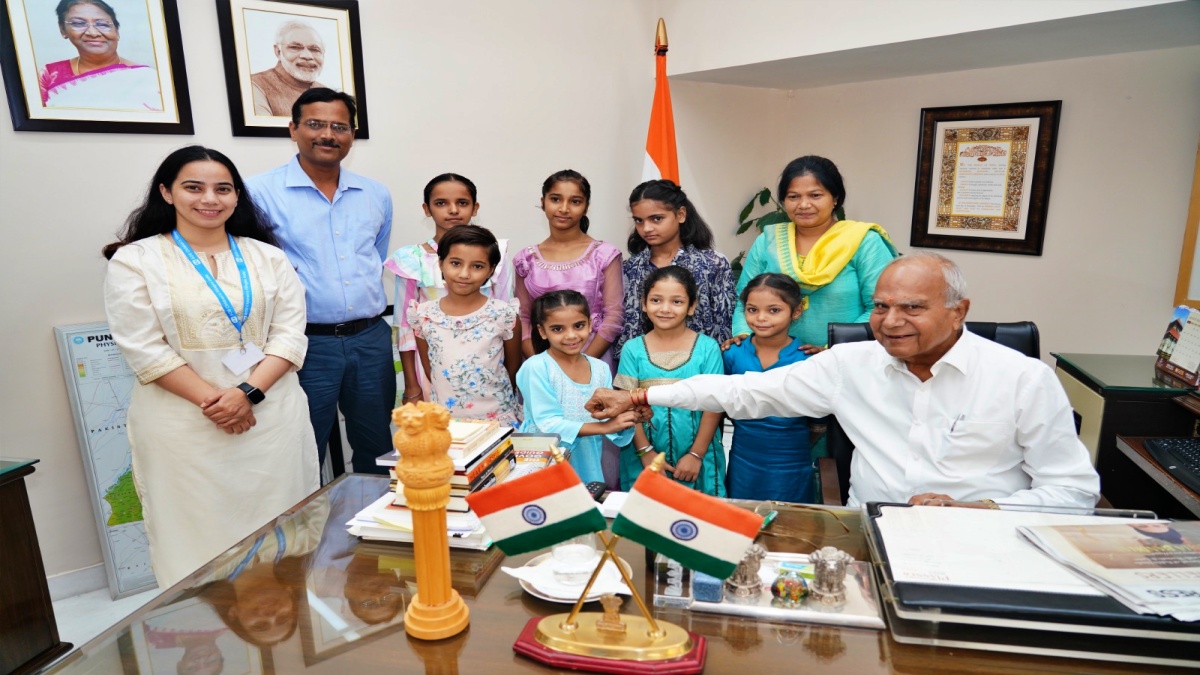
top-left (724, 543), bottom-right (767, 599)
top-left (808, 546), bottom-right (853, 607)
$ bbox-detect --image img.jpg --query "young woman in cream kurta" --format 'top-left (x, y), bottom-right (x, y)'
top-left (104, 146), bottom-right (318, 588)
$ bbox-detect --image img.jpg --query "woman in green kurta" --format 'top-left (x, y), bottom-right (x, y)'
top-left (731, 156), bottom-right (898, 348)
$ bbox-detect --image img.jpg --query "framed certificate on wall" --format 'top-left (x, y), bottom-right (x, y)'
top-left (910, 101), bottom-right (1061, 256)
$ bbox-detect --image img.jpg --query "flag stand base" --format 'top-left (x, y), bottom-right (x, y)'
top-left (513, 614), bottom-right (706, 674)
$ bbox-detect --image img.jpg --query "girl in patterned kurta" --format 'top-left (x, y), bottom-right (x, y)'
top-left (513, 170), bottom-right (624, 370)
top-left (408, 226), bottom-right (521, 426)
top-left (516, 291), bottom-right (637, 484)
top-left (723, 274), bottom-right (813, 503)
top-left (614, 266), bottom-right (726, 495)
top-left (615, 180), bottom-right (735, 362)
top-left (385, 174), bottom-right (513, 405)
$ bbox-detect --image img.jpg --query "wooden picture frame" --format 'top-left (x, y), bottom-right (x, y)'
top-left (0, 0), bottom-right (192, 134)
top-left (215, 0), bottom-right (369, 138)
top-left (1172, 140), bottom-right (1200, 309)
top-left (910, 101), bottom-right (1061, 256)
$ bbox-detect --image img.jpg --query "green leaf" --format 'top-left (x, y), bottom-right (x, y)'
top-left (835, 205), bottom-right (846, 221)
top-left (758, 210), bottom-right (791, 228)
top-left (758, 188), bottom-right (771, 206)
top-left (731, 251), bottom-right (745, 271)
top-left (736, 220), bottom-right (755, 235)
top-left (738, 198), bottom-right (755, 224)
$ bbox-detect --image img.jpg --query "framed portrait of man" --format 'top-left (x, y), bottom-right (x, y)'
top-left (0, 0), bottom-right (193, 133)
top-left (216, 0), bottom-right (369, 138)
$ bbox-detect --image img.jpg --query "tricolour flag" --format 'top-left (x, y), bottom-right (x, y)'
top-left (642, 18), bottom-right (679, 184)
top-left (613, 469), bottom-right (763, 579)
top-left (464, 461), bottom-right (605, 556)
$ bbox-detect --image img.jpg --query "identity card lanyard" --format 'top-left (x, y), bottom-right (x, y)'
top-left (172, 230), bottom-right (252, 351)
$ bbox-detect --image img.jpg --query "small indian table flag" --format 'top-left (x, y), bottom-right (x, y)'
top-left (465, 461), bottom-right (605, 556)
top-left (613, 468), bottom-right (764, 579)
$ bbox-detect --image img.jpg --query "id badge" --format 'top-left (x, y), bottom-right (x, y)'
top-left (223, 342), bottom-right (266, 376)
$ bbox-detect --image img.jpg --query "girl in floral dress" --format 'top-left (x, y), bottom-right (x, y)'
top-left (407, 225), bottom-right (521, 425)
top-left (385, 174), bottom-right (512, 405)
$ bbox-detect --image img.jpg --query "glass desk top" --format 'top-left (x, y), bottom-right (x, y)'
top-left (1053, 353), bottom-right (1191, 393)
top-left (0, 457), bottom-right (38, 477)
top-left (44, 475), bottom-right (1180, 674)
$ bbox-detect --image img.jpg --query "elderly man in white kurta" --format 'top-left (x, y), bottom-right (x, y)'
top-left (586, 253), bottom-right (1099, 508)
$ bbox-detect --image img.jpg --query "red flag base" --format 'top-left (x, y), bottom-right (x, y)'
top-left (513, 615), bottom-right (706, 674)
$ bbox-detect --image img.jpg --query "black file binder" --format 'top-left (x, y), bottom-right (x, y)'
top-left (864, 503), bottom-right (1200, 648)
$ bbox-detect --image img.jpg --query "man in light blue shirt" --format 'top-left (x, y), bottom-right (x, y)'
top-left (247, 88), bottom-right (394, 478)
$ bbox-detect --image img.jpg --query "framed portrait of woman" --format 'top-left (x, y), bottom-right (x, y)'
top-left (216, 0), bottom-right (369, 138)
top-left (0, 0), bottom-right (192, 133)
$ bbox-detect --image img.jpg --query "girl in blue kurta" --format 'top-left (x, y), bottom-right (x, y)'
top-left (724, 274), bottom-right (813, 502)
top-left (614, 266), bottom-right (726, 495)
top-left (516, 291), bottom-right (636, 484)
top-left (730, 156), bottom-right (897, 349)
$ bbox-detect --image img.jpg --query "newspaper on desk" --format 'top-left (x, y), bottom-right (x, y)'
top-left (1018, 522), bottom-right (1200, 622)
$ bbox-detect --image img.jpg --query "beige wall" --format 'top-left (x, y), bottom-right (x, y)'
top-left (772, 46), bottom-right (1200, 357)
top-left (672, 45), bottom-right (1200, 360)
top-left (0, 0), bottom-right (656, 581)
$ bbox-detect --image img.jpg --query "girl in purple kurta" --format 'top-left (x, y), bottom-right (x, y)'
top-left (513, 170), bottom-right (624, 371)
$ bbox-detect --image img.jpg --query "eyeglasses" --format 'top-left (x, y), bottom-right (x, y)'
top-left (303, 119), bottom-right (353, 135)
top-left (65, 19), bottom-right (115, 33)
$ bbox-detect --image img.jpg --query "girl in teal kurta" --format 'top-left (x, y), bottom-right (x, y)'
top-left (614, 266), bottom-right (726, 495)
top-left (731, 156), bottom-right (898, 348)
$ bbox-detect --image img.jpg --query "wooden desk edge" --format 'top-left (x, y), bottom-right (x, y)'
top-left (1115, 436), bottom-right (1200, 517)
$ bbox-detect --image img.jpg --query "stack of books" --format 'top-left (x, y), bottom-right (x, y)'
top-left (378, 420), bottom-right (515, 512)
top-left (349, 421), bottom-right (561, 550)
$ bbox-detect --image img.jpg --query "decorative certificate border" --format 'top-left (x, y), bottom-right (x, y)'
top-left (911, 101), bottom-right (1061, 255)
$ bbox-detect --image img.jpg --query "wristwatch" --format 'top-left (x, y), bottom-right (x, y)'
top-left (236, 382), bottom-right (265, 405)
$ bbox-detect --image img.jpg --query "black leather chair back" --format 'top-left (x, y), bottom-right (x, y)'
top-left (823, 321), bottom-right (1040, 504)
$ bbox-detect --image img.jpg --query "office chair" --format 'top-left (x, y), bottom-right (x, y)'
top-left (819, 321), bottom-right (1041, 505)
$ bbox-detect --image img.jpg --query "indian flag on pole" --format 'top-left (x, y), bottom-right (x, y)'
top-left (642, 18), bottom-right (679, 184)
top-left (613, 469), bottom-right (763, 579)
top-left (464, 461), bottom-right (605, 556)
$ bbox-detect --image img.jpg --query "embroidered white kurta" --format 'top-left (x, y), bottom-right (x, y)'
top-left (105, 235), bottom-right (319, 588)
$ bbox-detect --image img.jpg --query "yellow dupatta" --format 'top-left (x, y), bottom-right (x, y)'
top-left (777, 220), bottom-right (896, 292)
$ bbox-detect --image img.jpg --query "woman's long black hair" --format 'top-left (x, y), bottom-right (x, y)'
top-left (103, 145), bottom-right (276, 259)
top-left (627, 179), bottom-right (715, 255)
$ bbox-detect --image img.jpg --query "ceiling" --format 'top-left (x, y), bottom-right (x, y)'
top-left (671, 2), bottom-right (1200, 89)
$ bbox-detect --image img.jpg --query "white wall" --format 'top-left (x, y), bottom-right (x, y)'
top-left (658, 0), bottom-right (1178, 75)
top-left (767, 46), bottom-right (1200, 358)
top-left (0, 0), bottom-right (656, 580)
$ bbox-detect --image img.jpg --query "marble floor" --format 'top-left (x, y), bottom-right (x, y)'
top-left (52, 586), bottom-right (162, 654)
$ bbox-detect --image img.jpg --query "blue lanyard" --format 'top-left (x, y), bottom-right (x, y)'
top-left (171, 230), bottom-right (252, 346)
top-left (227, 527), bottom-right (287, 581)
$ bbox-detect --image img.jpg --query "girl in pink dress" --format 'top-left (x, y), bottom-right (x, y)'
top-left (513, 170), bottom-right (624, 371)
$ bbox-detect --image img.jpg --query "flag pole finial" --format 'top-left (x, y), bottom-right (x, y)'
top-left (655, 18), bottom-right (668, 55)
top-left (648, 452), bottom-right (667, 473)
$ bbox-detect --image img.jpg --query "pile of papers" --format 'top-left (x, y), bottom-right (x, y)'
top-left (347, 492), bottom-right (492, 550)
top-left (1018, 521), bottom-right (1200, 622)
